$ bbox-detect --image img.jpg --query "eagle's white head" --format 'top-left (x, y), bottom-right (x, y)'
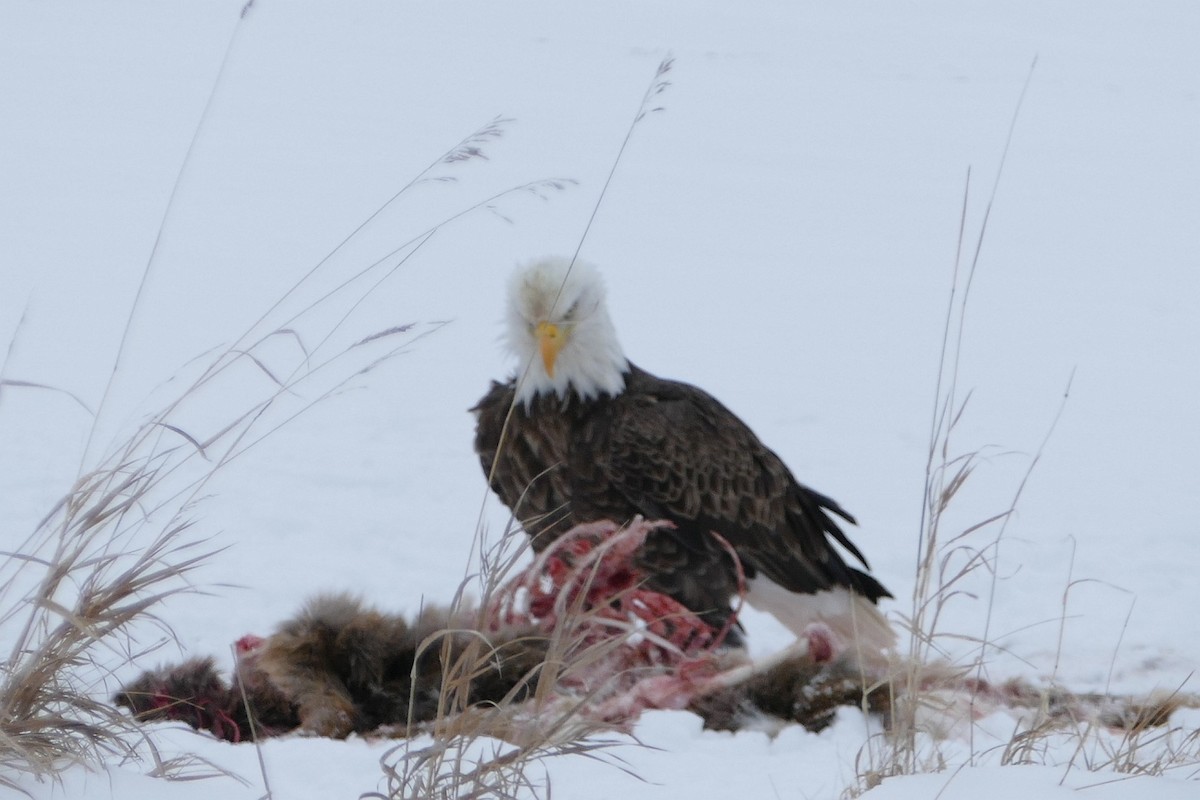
top-left (506, 257), bottom-right (629, 407)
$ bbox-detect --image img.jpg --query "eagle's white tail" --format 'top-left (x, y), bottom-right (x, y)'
top-left (744, 578), bottom-right (896, 669)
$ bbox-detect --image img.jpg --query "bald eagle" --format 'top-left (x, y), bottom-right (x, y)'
top-left (473, 257), bottom-right (893, 657)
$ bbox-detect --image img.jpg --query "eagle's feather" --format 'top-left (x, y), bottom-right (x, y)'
top-left (474, 257), bottom-right (892, 652)
top-left (473, 365), bottom-right (889, 634)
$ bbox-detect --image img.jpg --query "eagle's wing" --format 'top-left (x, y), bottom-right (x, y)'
top-left (573, 368), bottom-right (889, 601)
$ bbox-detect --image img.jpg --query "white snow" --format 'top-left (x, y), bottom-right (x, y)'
top-left (2, 1), bottom-right (1197, 798)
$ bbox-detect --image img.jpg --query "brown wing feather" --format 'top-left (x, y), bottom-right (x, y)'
top-left (574, 366), bottom-right (890, 602)
top-left (472, 365), bottom-right (889, 635)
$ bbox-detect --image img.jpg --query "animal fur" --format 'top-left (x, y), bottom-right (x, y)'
top-left (117, 520), bottom-right (1193, 742)
top-left (114, 653), bottom-right (296, 743)
top-left (116, 595), bottom-right (548, 740)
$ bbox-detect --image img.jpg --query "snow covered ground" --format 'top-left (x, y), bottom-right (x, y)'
top-left (2, 1), bottom-right (1197, 798)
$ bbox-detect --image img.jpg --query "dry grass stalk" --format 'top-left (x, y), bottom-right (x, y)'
top-left (850, 60), bottom-right (1200, 795)
top-left (371, 520), bottom-right (646, 800)
top-left (0, 270), bottom-right (435, 785)
top-left (378, 55), bottom-right (680, 800)
top-left (2, 108), bottom-right (578, 792)
top-left (852, 61), bottom-right (1044, 791)
top-left (0, 447), bottom-right (223, 787)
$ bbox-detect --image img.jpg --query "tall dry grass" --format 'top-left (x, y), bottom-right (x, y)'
top-left (850, 60), bottom-right (1200, 795)
top-left (0, 469), bottom-right (218, 786)
top-left (848, 60), bottom-right (1063, 791)
top-left (0, 101), bottom-right (574, 793)
top-left (367, 520), bottom-right (643, 800)
top-left (371, 55), bottom-right (678, 800)
top-left (3, 45), bottom-right (675, 797)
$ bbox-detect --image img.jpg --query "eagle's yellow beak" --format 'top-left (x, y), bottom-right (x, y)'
top-left (536, 321), bottom-right (565, 377)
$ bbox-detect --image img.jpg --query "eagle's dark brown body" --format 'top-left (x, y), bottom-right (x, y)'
top-left (473, 363), bottom-right (890, 633)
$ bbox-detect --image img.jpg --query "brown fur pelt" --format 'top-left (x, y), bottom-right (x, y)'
top-left (117, 519), bottom-right (876, 742)
top-left (116, 594), bottom-right (549, 741)
top-left (116, 515), bottom-right (1196, 743)
top-left (116, 594), bottom-right (1195, 743)
top-left (689, 653), bottom-right (892, 734)
top-left (114, 605), bottom-right (868, 743)
top-left (114, 655), bottom-right (294, 743)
